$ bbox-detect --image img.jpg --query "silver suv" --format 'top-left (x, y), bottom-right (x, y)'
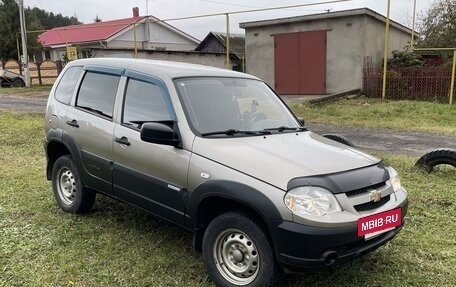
top-left (44, 58), bottom-right (408, 287)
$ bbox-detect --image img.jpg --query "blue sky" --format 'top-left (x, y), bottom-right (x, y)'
top-left (26, 0), bottom-right (431, 40)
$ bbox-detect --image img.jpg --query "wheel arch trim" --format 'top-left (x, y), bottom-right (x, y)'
top-left (186, 180), bottom-right (282, 230)
top-left (45, 129), bottom-right (86, 182)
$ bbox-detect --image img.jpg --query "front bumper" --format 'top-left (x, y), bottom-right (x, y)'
top-left (271, 198), bottom-right (408, 271)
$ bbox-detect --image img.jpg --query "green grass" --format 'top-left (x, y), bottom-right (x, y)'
top-left (291, 98), bottom-right (456, 136)
top-left (0, 85), bottom-right (52, 94)
top-left (0, 112), bottom-right (455, 286)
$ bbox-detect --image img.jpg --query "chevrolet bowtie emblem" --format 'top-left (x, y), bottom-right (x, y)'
top-left (370, 190), bottom-right (382, 202)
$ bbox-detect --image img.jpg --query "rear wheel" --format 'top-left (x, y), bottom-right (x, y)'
top-left (202, 212), bottom-right (277, 287)
top-left (52, 155), bottom-right (95, 213)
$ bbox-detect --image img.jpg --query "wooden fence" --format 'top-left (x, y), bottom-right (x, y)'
top-left (0, 59), bottom-right (64, 85)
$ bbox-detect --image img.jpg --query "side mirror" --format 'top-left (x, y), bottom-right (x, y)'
top-left (297, 117), bottom-right (305, 126)
top-left (140, 121), bottom-right (181, 148)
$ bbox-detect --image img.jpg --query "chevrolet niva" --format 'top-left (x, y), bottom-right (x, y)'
top-left (44, 58), bottom-right (408, 287)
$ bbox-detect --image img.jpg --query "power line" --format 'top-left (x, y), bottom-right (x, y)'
top-left (36, 0), bottom-right (351, 31)
top-left (199, 0), bottom-right (323, 11)
top-left (199, 0), bottom-right (267, 9)
top-left (158, 0), bottom-right (351, 21)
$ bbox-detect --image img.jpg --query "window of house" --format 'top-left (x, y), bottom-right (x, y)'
top-left (76, 71), bottom-right (120, 119)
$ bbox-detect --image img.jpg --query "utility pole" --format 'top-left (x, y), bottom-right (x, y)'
top-left (18, 0), bottom-right (30, 87)
top-left (225, 14), bottom-right (230, 69)
top-left (381, 0), bottom-right (391, 100)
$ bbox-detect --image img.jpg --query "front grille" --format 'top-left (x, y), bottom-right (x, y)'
top-left (346, 182), bottom-right (386, 197)
top-left (354, 194), bottom-right (391, 212)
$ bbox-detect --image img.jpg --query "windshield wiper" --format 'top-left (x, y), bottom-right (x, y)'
top-left (263, 126), bottom-right (308, 132)
top-left (201, 129), bottom-right (272, 136)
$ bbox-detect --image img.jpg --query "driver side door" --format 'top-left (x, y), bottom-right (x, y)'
top-left (112, 71), bottom-right (190, 226)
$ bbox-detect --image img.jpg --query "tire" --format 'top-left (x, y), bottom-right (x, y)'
top-left (415, 148), bottom-right (456, 173)
top-left (202, 212), bottom-right (277, 287)
top-left (13, 78), bottom-right (25, 87)
top-left (51, 155), bottom-right (95, 213)
top-left (322, 133), bottom-right (355, 147)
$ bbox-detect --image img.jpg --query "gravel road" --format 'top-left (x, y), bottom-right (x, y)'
top-left (0, 91), bottom-right (48, 113)
top-left (1, 91), bottom-right (454, 157)
top-left (307, 123), bottom-right (456, 157)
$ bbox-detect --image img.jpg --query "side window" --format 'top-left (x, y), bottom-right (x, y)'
top-left (123, 78), bottom-right (173, 128)
top-left (76, 71), bottom-right (120, 119)
top-left (54, 66), bottom-right (83, 105)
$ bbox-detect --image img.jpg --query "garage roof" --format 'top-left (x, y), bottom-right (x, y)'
top-left (239, 8), bottom-right (413, 34)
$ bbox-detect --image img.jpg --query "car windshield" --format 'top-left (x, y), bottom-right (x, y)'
top-left (175, 77), bottom-right (300, 136)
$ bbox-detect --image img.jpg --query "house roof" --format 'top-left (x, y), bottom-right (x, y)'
top-left (39, 15), bottom-right (200, 48)
top-left (39, 16), bottom-right (146, 47)
top-left (239, 8), bottom-right (413, 35)
top-left (195, 32), bottom-right (245, 58)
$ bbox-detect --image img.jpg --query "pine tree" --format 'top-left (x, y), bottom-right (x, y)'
top-left (0, 0), bottom-right (81, 61)
top-left (0, 0), bottom-right (20, 60)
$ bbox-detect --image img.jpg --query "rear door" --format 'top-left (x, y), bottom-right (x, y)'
top-left (112, 71), bottom-right (190, 226)
top-left (63, 66), bottom-right (123, 194)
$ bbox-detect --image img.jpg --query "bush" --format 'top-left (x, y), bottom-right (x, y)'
top-left (387, 50), bottom-right (424, 68)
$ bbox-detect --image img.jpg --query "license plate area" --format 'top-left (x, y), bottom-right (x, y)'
top-left (357, 208), bottom-right (402, 240)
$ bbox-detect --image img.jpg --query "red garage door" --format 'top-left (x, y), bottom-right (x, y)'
top-left (274, 30), bottom-right (327, 95)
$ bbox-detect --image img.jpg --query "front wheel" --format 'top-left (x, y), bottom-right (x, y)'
top-left (52, 155), bottom-right (95, 213)
top-left (202, 212), bottom-right (277, 287)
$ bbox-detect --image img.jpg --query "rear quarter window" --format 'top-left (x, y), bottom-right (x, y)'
top-left (76, 71), bottom-right (120, 119)
top-left (54, 66), bottom-right (83, 105)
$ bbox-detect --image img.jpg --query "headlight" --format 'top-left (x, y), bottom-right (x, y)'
top-left (284, 186), bottom-right (342, 216)
top-left (386, 166), bottom-right (402, 192)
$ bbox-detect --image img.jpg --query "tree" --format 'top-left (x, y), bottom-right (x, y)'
top-left (0, 0), bottom-right (20, 60)
top-left (0, 1), bottom-right (81, 61)
top-left (417, 0), bottom-right (456, 48)
top-left (30, 7), bottom-right (80, 29)
top-left (25, 8), bottom-right (45, 59)
top-left (94, 15), bottom-right (102, 22)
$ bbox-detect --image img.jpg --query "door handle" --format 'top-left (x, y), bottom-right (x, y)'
top-left (115, 136), bottom-right (131, 146)
top-left (66, 119), bottom-right (79, 128)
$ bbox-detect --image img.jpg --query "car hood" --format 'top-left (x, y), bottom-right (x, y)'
top-left (192, 131), bottom-right (380, 190)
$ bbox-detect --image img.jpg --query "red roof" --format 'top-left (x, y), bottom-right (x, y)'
top-left (39, 16), bottom-right (145, 47)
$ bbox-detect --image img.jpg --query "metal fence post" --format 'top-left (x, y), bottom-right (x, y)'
top-left (450, 50), bottom-right (456, 105)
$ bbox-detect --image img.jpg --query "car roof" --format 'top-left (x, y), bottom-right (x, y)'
top-left (66, 58), bottom-right (259, 80)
